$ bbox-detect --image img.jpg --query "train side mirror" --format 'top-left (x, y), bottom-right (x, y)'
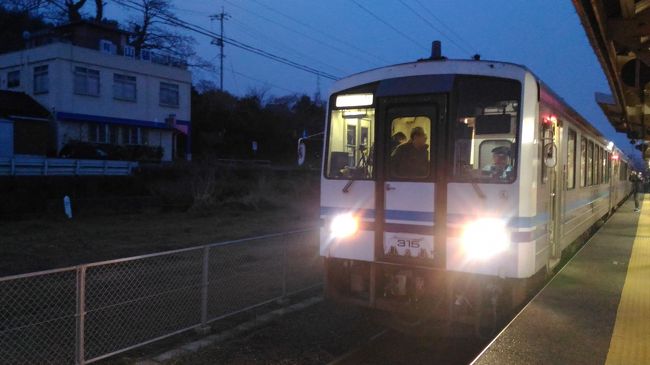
top-left (543, 143), bottom-right (557, 167)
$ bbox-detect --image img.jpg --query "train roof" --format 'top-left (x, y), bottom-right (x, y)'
top-left (331, 58), bottom-right (630, 161)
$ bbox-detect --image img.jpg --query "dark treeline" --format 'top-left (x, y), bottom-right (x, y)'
top-left (191, 82), bottom-right (325, 163)
top-left (0, 6), bottom-right (51, 54)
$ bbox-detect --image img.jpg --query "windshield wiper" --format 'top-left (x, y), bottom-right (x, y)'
top-left (471, 181), bottom-right (486, 200)
top-left (342, 179), bottom-right (354, 193)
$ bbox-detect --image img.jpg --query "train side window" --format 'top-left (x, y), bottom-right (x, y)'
top-left (594, 144), bottom-right (603, 185)
top-left (540, 123), bottom-right (552, 184)
top-left (388, 116), bottom-right (431, 179)
top-left (587, 141), bottom-right (594, 186)
top-left (567, 129), bottom-right (576, 189)
top-left (605, 152), bottom-right (612, 184)
top-left (601, 147), bottom-right (605, 184)
top-left (580, 137), bottom-right (587, 187)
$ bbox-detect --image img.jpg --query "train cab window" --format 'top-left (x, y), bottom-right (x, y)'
top-left (452, 76), bottom-right (520, 183)
top-left (388, 117), bottom-right (431, 179)
top-left (567, 129), bottom-right (576, 189)
top-left (325, 107), bottom-right (375, 179)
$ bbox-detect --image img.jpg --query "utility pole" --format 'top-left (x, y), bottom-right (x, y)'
top-left (210, 7), bottom-right (230, 91)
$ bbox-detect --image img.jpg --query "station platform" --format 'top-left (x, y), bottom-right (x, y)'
top-left (473, 195), bottom-right (649, 365)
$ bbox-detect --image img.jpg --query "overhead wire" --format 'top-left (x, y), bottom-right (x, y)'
top-left (222, 0), bottom-right (379, 69)
top-left (350, 0), bottom-right (427, 53)
top-left (411, 0), bottom-right (479, 55)
top-left (245, 0), bottom-right (390, 65)
top-left (112, 0), bottom-right (339, 80)
top-left (228, 17), bottom-right (350, 75)
top-left (396, 0), bottom-right (473, 56)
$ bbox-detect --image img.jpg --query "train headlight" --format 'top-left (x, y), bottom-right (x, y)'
top-left (461, 218), bottom-right (510, 260)
top-left (330, 213), bottom-right (359, 239)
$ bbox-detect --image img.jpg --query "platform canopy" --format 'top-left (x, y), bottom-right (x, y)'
top-left (573, 0), bottom-right (650, 159)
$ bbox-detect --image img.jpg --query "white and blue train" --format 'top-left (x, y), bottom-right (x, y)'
top-left (319, 48), bottom-right (632, 327)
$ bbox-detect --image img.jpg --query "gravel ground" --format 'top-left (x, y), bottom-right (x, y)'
top-left (166, 300), bottom-right (490, 365)
top-left (168, 301), bottom-right (384, 365)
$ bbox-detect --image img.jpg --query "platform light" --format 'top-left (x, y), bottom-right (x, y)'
top-left (461, 218), bottom-right (510, 260)
top-left (330, 213), bottom-right (359, 239)
top-left (335, 93), bottom-right (373, 108)
top-left (607, 141), bottom-right (614, 151)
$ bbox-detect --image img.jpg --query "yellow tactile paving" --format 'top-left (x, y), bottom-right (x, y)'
top-left (605, 195), bottom-right (650, 365)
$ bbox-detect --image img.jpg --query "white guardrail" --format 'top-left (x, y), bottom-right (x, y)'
top-left (0, 157), bottom-right (138, 176)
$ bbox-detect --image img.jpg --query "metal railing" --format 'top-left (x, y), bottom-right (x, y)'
top-left (0, 157), bottom-right (138, 176)
top-left (0, 229), bottom-right (322, 364)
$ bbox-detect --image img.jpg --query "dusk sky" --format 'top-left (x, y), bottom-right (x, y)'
top-left (96, 0), bottom-right (639, 160)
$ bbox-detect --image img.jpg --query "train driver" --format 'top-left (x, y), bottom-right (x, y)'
top-left (390, 126), bottom-right (429, 177)
top-left (482, 146), bottom-right (513, 180)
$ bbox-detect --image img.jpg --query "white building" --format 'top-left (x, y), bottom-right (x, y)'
top-left (0, 21), bottom-right (192, 161)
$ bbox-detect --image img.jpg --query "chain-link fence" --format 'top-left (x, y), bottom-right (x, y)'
top-left (0, 229), bottom-right (321, 364)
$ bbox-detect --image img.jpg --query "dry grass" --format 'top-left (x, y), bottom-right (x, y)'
top-left (0, 169), bottom-right (320, 276)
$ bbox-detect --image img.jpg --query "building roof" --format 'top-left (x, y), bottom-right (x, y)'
top-left (572, 0), bottom-right (650, 159)
top-left (0, 91), bottom-right (51, 120)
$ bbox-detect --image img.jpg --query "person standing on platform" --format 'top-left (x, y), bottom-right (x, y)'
top-left (630, 172), bottom-right (643, 212)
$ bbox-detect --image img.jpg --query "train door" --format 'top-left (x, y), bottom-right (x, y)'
top-left (542, 119), bottom-right (562, 260)
top-left (378, 96), bottom-right (445, 268)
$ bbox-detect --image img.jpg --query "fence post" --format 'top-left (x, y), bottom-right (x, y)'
top-left (197, 246), bottom-right (210, 334)
top-left (75, 266), bottom-right (86, 365)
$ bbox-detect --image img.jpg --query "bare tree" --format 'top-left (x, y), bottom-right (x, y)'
top-left (63, 0), bottom-right (87, 21)
top-left (94, 0), bottom-right (103, 21)
top-left (127, 0), bottom-right (193, 58)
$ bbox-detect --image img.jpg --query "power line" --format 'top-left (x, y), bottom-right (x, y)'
top-left (396, 0), bottom-right (473, 56)
top-left (223, 0), bottom-right (379, 70)
top-left (350, 0), bottom-right (427, 53)
top-left (411, 0), bottom-right (478, 54)
top-left (231, 69), bottom-right (305, 95)
top-left (245, 0), bottom-right (390, 66)
top-left (112, 0), bottom-right (339, 80)
top-left (229, 17), bottom-right (349, 75)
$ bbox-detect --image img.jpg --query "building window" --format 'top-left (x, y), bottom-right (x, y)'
top-left (141, 129), bottom-right (149, 145)
top-left (567, 129), bottom-right (576, 189)
top-left (34, 65), bottom-right (49, 94)
top-left (74, 67), bottom-right (100, 96)
top-left (160, 82), bottom-right (179, 107)
top-left (121, 126), bottom-right (142, 144)
top-left (113, 74), bottom-right (136, 101)
top-left (7, 70), bottom-right (20, 88)
top-left (109, 125), bottom-right (119, 144)
top-left (89, 124), bottom-right (107, 143)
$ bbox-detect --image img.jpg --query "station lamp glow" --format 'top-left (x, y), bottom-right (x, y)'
top-left (607, 141), bottom-right (614, 152)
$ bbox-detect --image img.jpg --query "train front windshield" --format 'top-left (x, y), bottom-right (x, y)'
top-left (324, 76), bottom-right (521, 183)
top-left (451, 77), bottom-right (520, 183)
